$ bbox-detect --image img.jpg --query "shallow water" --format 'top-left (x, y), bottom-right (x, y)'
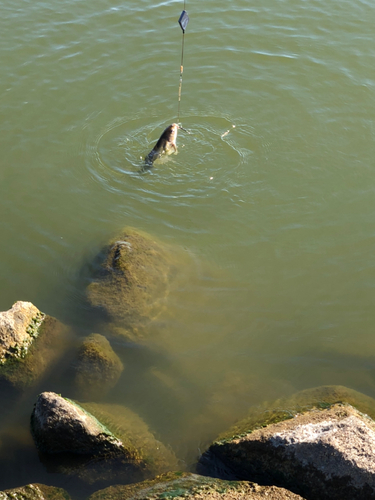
top-left (1, 0), bottom-right (375, 496)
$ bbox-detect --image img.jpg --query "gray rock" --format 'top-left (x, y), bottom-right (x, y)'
top-left (198, 403), bottom-right (375, 500)
top-left (0, 483), bottom-right (70, 500)
top-left (88, 471), bottom-right (305, 500)
top-left (31, 392), bottom-right (123, 456)
top-left (0, 302), bottom-right (71, 390)
top-left (72, 333), bottom-right (124, 400)
top-left (31, 392), bottom-right (178, 486)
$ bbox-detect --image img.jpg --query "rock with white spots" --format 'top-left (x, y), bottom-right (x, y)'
top-left (198, 402), bottom-right (375, 500)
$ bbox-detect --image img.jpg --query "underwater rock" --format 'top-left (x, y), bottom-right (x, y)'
top-left (88, 471), bottom-right (305, 500)
top-left (31, 392), bottom-right (178, 486)
top-left (0, 483), bottom-right (70, 500)
top-left (0, 302), bottom-right (71, 391)
top-left (198, 385), bottom-right (375, 500)
top-left (86, 227), bottom-right (189, 331)
top-left (71, 333), bottom-right (124, 400)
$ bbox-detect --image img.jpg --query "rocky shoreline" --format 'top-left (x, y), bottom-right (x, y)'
top-left (1, 228), bottom-right (375, 500)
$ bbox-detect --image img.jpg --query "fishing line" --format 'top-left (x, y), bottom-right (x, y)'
top-left (177, 2), bottom-right (189, 125)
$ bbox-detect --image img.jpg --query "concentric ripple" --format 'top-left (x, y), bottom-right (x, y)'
top-left (84, 109), bottom-right (258, 195)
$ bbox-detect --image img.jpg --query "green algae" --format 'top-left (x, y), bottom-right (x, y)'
top-left (63, 398), bottom-right (122, 446)
top-left (0, 312), bottom-right (45, 366)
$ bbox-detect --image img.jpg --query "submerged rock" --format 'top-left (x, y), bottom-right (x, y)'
top-left (86, 227), bottom-right (189, 331)
top-left (71, 333), bottom-right (124, 400)
top-left (88, 471), bottom-right (305, 500)
top-left (0, 483), bottom-right (70, 500)
top-left (198, 385), bottom-right (375, 500)
top-left (31, 392), bottom-right (178, 486)
top-left (0, 302), bottom-right (70, 390)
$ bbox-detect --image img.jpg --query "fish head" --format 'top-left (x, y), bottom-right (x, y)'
top-left (169, 123), bottom-right (179, 145)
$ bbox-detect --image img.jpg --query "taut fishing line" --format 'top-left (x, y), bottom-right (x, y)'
top-left (141, 1), bottom-right (190, 168)
top-left (177, 2), bottom-right (189, 126)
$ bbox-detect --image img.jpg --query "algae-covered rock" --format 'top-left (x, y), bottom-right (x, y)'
top-left (199, 403), bottom-right (375, 500)
top-left (0, 302), bottom-right (71, 390)
top-left (31, 392), bottom-right (178, 486)
top-left (198, 385), bottom-right (375, 500)
top-left (0, 483), bottom-right (70, 500)
top-left (72, 333), bottom-right (124, 400)
top-left (86, 227), bottom-right (188, 330)
top-left (88, 471), bottom-right (305, 500)
top-left (0, 302), bottom-right (43, 362)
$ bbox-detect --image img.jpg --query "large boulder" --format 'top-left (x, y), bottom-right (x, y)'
top-left (71, 333), bottom-right (124, 400)
top-left (86, 227), bottom-right (190, 332)
top-left (0, 484), bottom-right (70, 500)
top-left (31, 392), bottom-right (178, 485)
top-left (88, 471), bottom-right (305, 500)
top-left (198, 386), bottom-right (375, 500)
top-left (31, 392), bottom-right (123, 456)
top-left (0, 302), bottom-right (71, 390)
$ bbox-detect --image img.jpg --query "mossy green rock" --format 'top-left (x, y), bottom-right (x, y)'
top-left (0, 483), bottom-right (70, 500)
top-left (0, 302), bottom-right (71, 390)
top-left (72, 333), bottom-right (124, 399)
top-left (199, 403), bottom-right (375, 500)
top-left (88, 471), bottom-right (305, 500)
top-left (198, 385), bottom-right (375, 499)
top-left (86, 227), bottom-right (188, 330)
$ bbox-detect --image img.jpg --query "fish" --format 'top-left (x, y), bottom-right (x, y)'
top-left (145, 123), bottom-right (179, 166)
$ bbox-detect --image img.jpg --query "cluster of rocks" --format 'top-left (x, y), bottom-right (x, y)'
top-left (2, 228), bottom-right (375, 500)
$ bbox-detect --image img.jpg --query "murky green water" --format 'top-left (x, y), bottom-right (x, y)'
top-left (1, 0), bottom-right (375, 495)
